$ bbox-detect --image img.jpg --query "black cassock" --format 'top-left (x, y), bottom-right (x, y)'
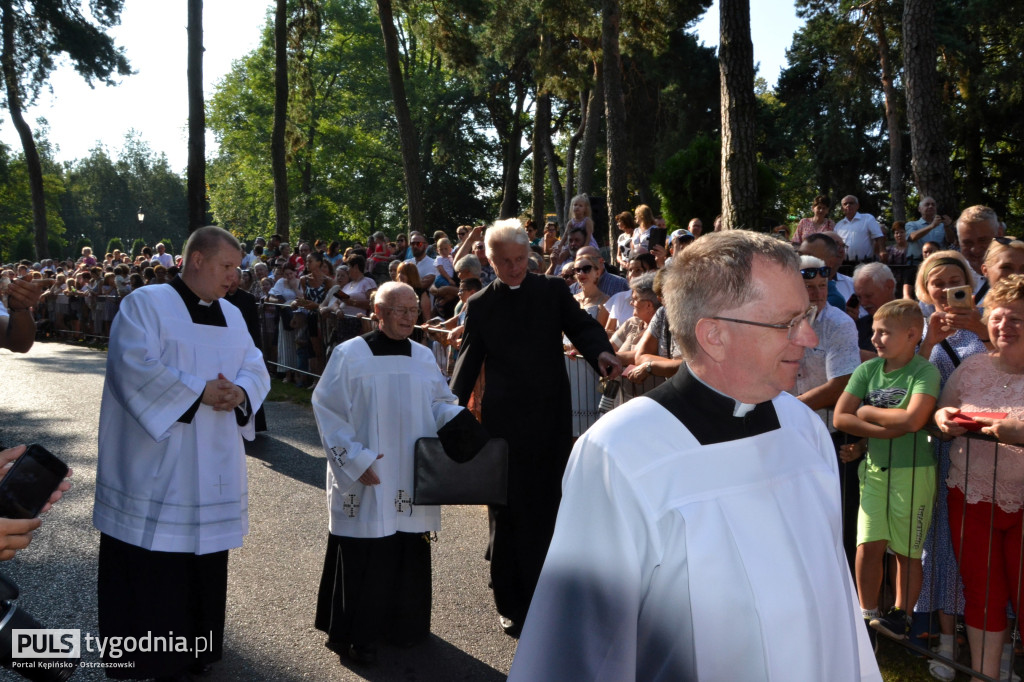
top-left (450, 272), bottom-right (614, 624)
top-left (225, 287), bottom-right (267, 432)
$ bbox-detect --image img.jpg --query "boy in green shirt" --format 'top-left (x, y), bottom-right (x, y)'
top-left (834, 299), bottom-right (940, 641)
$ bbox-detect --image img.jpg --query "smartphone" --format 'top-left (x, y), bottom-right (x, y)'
top-left (0, 444), bottom-right (69, 519)
top-left (648, 227), bottom-right (667, 250)
top-left (333, 289), bottom-right (350, 300)
top-left (946, 285), bottom-right (974, 311)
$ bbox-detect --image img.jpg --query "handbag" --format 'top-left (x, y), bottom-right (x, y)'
top-left (413, 437), bottom-right (508, 506)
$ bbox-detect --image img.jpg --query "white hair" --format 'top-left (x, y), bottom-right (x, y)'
top-left (852, 262), bottom-right (895, 288)
top-left (799, 255), bottom-right (825, 270)
top-left (376, 281), bottom-right (415, 307)
top-left (485, 218), bottom-right (530, 261)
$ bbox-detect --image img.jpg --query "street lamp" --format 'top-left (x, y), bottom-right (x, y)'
top-left (137, 207), bottom-right (145, 223)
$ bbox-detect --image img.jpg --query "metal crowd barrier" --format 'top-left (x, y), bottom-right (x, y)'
top-left (35, 292), bottom-right (122, 344)
top-left (824, 405), bottom-right (1023, 682)
top-left (34, 296), bottom-right (1023, 680)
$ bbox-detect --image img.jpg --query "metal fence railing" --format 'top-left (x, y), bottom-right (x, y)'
top-left (24, 293), bottom-right (1024, 680)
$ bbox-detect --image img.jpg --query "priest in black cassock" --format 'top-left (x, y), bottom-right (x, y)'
top-left (450, 219), bottom-right (621, 636)
top-left (94, 226), bottom-right (270, 680)
top-left (225, 267), bottom-right (268, 432)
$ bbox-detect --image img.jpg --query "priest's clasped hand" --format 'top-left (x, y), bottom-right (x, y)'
top-left (202, 373), bottom-right (246, 412)
top-left (358, 454), bottom-right (384, 486)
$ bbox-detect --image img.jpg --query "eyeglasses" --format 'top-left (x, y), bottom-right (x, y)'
top-left (457, 231), bottom-right (468, 237)
top-left (629, 296), bottom-right (654, 306)
top-left (412, 241), bottom-right (426, 246)
top-left (575, 265), bottom-right (595, 275)
top-left (561, 270), bottom-right (575, 280)
top-left (800, 266), bottom-right (830, 279)
top-left (994, 237), bottom-right (1024, 246)
top-left (384, 306), bottom-right (419, 317)
top-left (709, 305), bottom-right (818, 341)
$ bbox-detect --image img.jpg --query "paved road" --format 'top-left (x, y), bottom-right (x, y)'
top-left (0, 342), bottom-right (517, 681)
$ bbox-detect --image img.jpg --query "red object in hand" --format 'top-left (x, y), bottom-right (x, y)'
top-left (950, 412), bottom-right (1009, 431)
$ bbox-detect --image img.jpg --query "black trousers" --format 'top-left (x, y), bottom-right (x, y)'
top-left (832, 431), bottom-right (862, 577)
top-left (315, 532), bottom-right (432, 646)
top-left (97, 533), bottom-right (228, 679)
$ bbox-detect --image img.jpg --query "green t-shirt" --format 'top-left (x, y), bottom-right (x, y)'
top-left (844, 354), bottom-right (941, 469)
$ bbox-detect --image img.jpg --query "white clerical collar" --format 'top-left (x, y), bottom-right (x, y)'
top-left (686, 365), bottom-right (758, 417)
top-left (199, 299), bottom-right (213, 307)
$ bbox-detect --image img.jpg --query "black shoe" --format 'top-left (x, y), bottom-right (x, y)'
top-left (324, 639), bottom-right (347, 655)
top-left (347, 643), bottom-right (378, 665)
top-left (870, 608), bottom-right (909, 639)
top-left (499, 615), bottom-right (522, 638)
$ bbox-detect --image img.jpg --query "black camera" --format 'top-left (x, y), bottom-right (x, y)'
top-left (0, 573), bottom-right (79, 681)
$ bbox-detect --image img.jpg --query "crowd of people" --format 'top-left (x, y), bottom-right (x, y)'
top-left (2, 192), bottom-right (1024, 681)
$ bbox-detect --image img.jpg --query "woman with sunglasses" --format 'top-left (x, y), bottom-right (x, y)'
top-left (572, 255), bottom-right (609, 327)
top-left (912, 250), bottom-right (989, 679)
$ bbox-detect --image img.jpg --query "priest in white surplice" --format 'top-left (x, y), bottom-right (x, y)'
top-left (94, 226), bottom-right (270, 679)
top-left (509, 231), bottom-right (881, 682)
top-left (311, 282), bottom-right (488, 666)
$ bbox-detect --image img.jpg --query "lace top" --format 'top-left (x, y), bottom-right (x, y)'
top-left (945, 352), bottom-right (1024, 512)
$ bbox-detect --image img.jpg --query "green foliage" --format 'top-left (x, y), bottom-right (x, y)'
top-left (207, 0), bottom-right (495, 243)
top-left (130, 238), bottom-right (146, 259)
top-left (771, 3), bottom-right (890, 222)
top-left (105, 237), bottom-right (124, 254)
top-left (652, 135), bottom-right (720, 229)
top-left (158, 238), bottom-right (175, 255)
top-left (60, 135), bottom-right (187, 260)
top-left (0, 139), bottom-right (66, 262)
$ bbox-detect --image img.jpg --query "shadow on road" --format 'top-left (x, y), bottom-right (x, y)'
top-left (245, 431), bottom-right (325, 491)
top-left (330, 634), bottom-right (508, 682)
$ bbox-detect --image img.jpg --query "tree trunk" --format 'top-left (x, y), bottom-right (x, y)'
top-left (576, 62), bottom-right (603, 199)
top-left (902, 0), bottom-right (955, 214)
top-left (271, 0), bottom-right (290, 242)
top-left (955, 37), bottom-right (985, 206)
top-left (602, 0), bottom-right (628, 246)
top-left (719, 0), bottom-right (758, 231)
top-left (872, 10), bottom-right (905, 223)
top-left (541, 95), bottom-right (564, 226)
top-left (561, 90), bottom-right (587, 225)
top-left (498, 81), bottom-right (526, 219)
top-left (1, 0), bottom-right (47, 258)
top-left (531, 92), bottom-right (551, 229)
top-left (377, 0), bottom-right (424, 235)
top-left (186, 0), bottom-right (206, 234)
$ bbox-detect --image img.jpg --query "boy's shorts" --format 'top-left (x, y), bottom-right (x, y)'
top-left (857, 459), bottom-right (936, 558)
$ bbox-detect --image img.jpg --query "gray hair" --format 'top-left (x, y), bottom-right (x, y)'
top-left (664, 230), bottom-right (799, 360)
top-left (630, 271), bottom-right (659, 306)
top-left (454, 254), bottom-right (482, 278)
top-left (853, 262), bottom-right (895, 288)
top-left (957, 205), bottom-right (999, 236)
top-left (376, 281), bottom-right (415, 307)
top-left (484, 218), bottom-right (530, 261)
top-left (528, 252), bottom-right (543, 272)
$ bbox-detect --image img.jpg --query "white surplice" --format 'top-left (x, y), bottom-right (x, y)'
top-left (94, 284), bottom-right (270, 555)
top-left (509, 386), bottom-right (881, 682)
top-left (311, 336), bottom-right (463, 538)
